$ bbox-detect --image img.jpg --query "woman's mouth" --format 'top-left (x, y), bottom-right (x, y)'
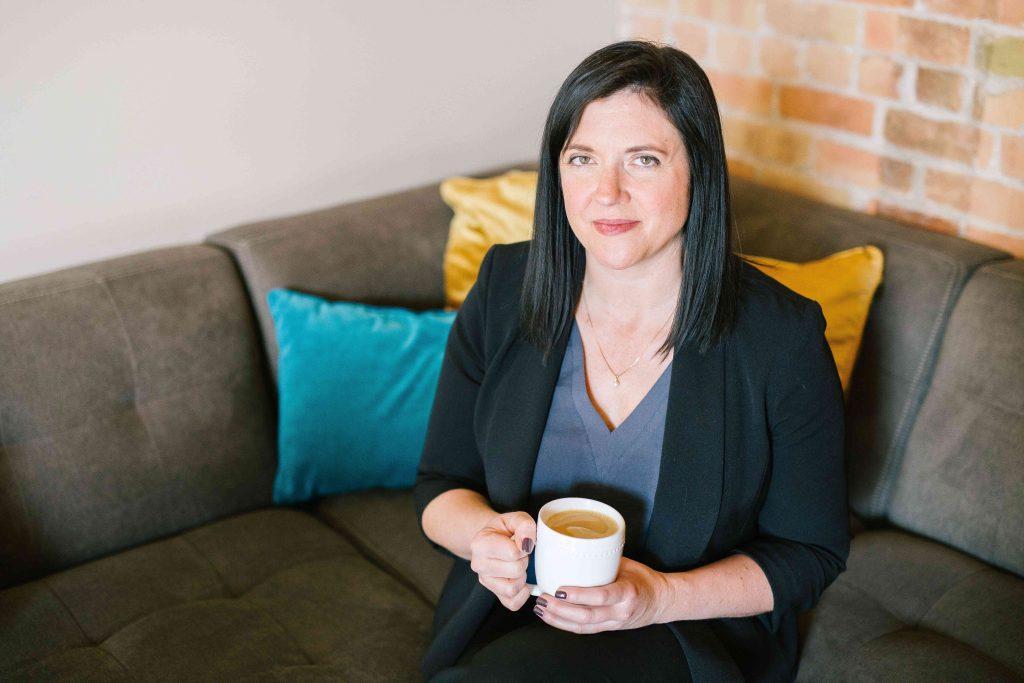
top-left (593, 220), bottom-right (640, 236)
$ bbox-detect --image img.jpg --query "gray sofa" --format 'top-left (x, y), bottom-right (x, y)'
top-left (1, 160), bottom-right (1021, 681)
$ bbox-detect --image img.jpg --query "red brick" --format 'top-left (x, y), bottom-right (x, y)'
top-left (897, 16), bottom-right (970, 66)
top-left (672, 19), bottom-right (709, 59)
top-left (760, 166), bottom-right (853, 207)
top-left (678, 0), bottom-right (759, 28)
top-left (780, 86), bottom-right (875, 135)
top-left (765, 0), bottom-right (861, 45)
top-left (859, 55), bottom-right (903, 98)
top-left (814, 140), bottom-right (884, 187)
top-left (865, 11), bottom-right (899, 52)
top-left (722, 116), bottom-right (813, 166)
top-left (876, 201), bottom-right (959, 235)
top-left (969, 178), bottom-right (1024, 228)
top-left (916, 67), bottom-right (964, 110)
top-left (1001, 134), bottom-right (1024, 180)
top-left (977, 129), bottom-right (996, 169)
top-left (925, 168), bottom-right (973, 211)
top-left (760, 36), bottom-right (801, 79)
top-left (881, 158), bottom-right (915, 192)
top-left (715, 30), bottom-right (755, 72)
top-left (996, 0), bottom-right (1024, 25)
top-left (922, 0), bottom-right (998, 20)
top-left (977, 87), bottom-right (1024, 128)
top-left (806, 44), bottom-right (854, 88)
top-left (964, 225), bottom-right (1024, 255)
top-left (884, 109), bottom-right (980, 163)
top-left (708, 70), bottom-right (774, 115)
top-left (727, 156), bottom-right (758, 180)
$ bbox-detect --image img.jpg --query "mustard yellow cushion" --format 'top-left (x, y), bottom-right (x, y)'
top-left (740, 247), bottom-right (883, 395)
top-left (440, 170), bottom-right (536, 310)
top-left (440, 170), bottom-right (883, 396)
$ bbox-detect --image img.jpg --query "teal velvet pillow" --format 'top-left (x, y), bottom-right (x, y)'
top-left (267, 288), bottom-right (456, 505)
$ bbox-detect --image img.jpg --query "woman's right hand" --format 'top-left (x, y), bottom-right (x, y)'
top-left (469, 511), bottom-right (537, 611)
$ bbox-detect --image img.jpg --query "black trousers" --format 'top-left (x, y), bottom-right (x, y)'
top-left (430, 597), bottom-right (693, 682)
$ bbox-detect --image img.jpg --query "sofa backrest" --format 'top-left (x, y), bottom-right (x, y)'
top-left (886, 260), bottom-right (1024, 577)
top-left (730, 179), bottom-right (1011, 523)
top-left (0, 246), bottom-right (277, 588)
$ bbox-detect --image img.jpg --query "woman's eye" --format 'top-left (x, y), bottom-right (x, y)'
top-left (567, 155), bottom-right (590, 166)
top-left (636, 155), bottom-right (660, 167)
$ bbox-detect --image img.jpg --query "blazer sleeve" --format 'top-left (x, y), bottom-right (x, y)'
top-left (413, 245), bottom-right (496, 561)
top-left (729, 300), bottom-right (851, 634)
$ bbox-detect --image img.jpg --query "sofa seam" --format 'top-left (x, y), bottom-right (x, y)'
top-left (176, 534), bottom-right (236, 598)
top-left (915, 565), bottom-right (992, 626)
top-left (95, 277), bottom-right (205, 526)
top-left (871, 260), bottom-right (959, 516)
top-left (238, 597), bottom-right (317, 665)
top-left (313, 511), bottom-right (437, 610)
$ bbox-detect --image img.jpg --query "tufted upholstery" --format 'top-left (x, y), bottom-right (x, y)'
top-left (887, 260), bottom-right (1024, 578)
top-left (0, 507), bottom-right (435, 681)
top-left (796, 530), bottom-right (1024, 681)
top-left (0, 245), bottom-right (278, 589)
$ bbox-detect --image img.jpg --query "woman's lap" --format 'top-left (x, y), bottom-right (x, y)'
top-left (431, 600), bottom-right (692, 682)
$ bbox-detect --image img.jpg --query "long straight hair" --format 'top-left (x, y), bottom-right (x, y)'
top-left (520, 40), bottom-right (742, 364)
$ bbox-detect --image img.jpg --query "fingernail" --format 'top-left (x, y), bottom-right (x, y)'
top-left (536, 597), bottom-right (548, 607)
top-left (522, 537), bottom-right (533, 553)
top-left (555, 590), bottom-right (567, 599)
top-left (533, 605), bottom-right (544, 617)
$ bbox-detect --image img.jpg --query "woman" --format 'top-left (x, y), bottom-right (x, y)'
top-left (415, 41), bottom-right (849, 682)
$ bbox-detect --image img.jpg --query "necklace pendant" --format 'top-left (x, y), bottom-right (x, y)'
top-left (612, 376), bottom-right (620, 387)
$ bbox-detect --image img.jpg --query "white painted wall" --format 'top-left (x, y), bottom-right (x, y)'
top-left (0, 0), bottom-right (618, 283)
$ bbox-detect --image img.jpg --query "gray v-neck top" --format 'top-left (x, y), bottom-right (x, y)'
top-left (528, 319), bottom-right (672, 560)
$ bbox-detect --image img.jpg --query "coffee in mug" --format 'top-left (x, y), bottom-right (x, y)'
top-left (525, 497), bottom-right (625, 597)
top-left (544, 509), bottom-right (618, 539)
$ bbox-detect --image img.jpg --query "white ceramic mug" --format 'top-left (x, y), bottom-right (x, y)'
top-left (526, 497), bottom-right (626, 597)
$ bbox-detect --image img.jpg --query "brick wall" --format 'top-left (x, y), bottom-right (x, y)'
top-left (620, 0), bottom-right (1024, 256)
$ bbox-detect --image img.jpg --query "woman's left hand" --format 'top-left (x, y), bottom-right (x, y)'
top-left (533, 556), bottom-right (671, 633)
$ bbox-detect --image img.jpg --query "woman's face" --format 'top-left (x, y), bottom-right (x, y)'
top-left (559, 88), bottom-right (691, 273)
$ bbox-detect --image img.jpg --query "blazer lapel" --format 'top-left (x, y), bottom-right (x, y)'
top-left (642, 337), bottom-right (726, 570)
top-left (484, 322), bottom-right (572, 512)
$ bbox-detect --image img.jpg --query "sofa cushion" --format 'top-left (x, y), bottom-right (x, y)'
top-left (731, 178), bottom-right (1011, 520)
top-left (316, 488), bottom-right (454, 606)
top-left (0, 245), bottom-right (278, 589)
top-left (797, 529), bottom-right (1024, 681)
top-left (0, 508), bottom-right (434, 681)
top-left (204, 161), bottom-right (534, 385)
top-left (887, 260), bottom-right (1024, 577)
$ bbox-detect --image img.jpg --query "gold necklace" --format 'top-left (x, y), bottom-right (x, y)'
top-left (581, 288), bottom-right (675, 388)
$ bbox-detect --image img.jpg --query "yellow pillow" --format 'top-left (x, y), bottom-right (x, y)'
top-left (440, 170), bottom-right (883, 396)
top-left (739, 247), bottom-right (883, 395)
top-left (441, 170), bottom-right (536, 310)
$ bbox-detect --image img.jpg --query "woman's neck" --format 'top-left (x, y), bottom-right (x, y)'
top-left (579, 239), bottom-right (684, 330)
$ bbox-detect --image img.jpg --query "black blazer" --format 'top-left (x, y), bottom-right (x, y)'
top-left (414, 240), bottom-right (850, 682)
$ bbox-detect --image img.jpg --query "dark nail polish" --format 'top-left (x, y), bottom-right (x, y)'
top-left (533, 605), bottom-right (544, 617)
top-left (536, 597), bottom-right (548, 607)
top-left (555, 590), bottom-right (567, 599)
top-left (521, 537), bottom-right (534, 553)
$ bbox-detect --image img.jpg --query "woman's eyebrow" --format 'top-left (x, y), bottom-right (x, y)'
top-left (564, 143), bottom-right (670, 155)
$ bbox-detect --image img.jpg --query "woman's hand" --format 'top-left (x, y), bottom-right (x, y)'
top-left (469, 511), bottom-right (537, 611)
top-left (533, 556), bottom-right (670, 633)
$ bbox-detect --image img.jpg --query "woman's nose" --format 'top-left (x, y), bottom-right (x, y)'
top-left (594, 164), bottom-right (626, 205)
